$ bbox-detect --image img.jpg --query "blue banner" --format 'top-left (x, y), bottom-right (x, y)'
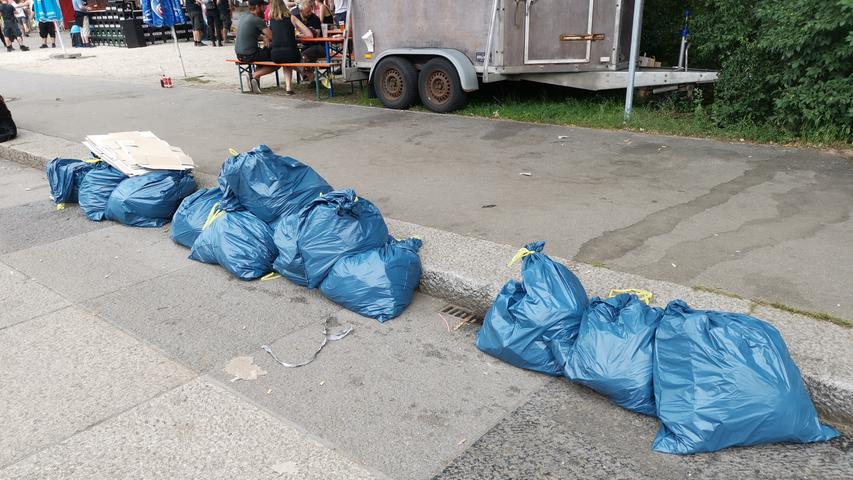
top-left (142, 0), bottom-right (187, 28)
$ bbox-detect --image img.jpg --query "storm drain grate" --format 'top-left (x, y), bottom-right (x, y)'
top-left (438, 304), bottom-right (482, 331)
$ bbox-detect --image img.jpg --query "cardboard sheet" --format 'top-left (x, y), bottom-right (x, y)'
top-left (83, 131), bottom-right (195, 176)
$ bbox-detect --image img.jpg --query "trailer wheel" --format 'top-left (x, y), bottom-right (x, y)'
top-left (418, 58), bottom-right (466, 113)
top-left (374, 57), bottom-right (419, 109)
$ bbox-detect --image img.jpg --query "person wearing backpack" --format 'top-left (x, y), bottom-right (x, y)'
top-left (204, 0), bottom-right (223, 46)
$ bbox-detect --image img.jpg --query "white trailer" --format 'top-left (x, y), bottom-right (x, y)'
top-left (342, 0), bottom-right (716, 112)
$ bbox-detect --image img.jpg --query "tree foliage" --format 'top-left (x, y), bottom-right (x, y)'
top-left (642, 0), bottom-right (853, 142)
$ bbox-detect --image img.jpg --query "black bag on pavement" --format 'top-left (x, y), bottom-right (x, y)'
top-left (0, 95), bottom-right (17, 143)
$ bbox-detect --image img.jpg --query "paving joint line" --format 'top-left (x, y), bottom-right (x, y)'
top-left (0, 374), bottom-right (202, 471)
top-left (201, 373), bottom-right (395, 480)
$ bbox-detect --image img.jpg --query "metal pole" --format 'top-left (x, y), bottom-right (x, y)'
top-left (54, 21), bottom-right (67, 56)
top-left (623, 0), bottom-right (644, 121)
top-left (677, 9), bottom-right (689, 70)
top-left (483, 0), bottom-right (499, 84)
top-left (171, 26), bottom-right (187, 78)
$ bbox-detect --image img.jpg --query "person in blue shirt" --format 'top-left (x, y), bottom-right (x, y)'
top-left (71, 0), bottom-right (92, 47)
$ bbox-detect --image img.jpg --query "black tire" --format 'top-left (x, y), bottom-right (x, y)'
top-left (418, 57), bottom-right (466, 113)
top-left (373, 56), bottom-right (419, 109)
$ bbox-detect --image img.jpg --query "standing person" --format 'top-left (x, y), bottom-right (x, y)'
top-left (37, 18), bottom-right (55, 48)
top-left (204, 0), bottom-right (222, 46)
top-left (14, 0), bottom-right (28, 37)
top-left (332, 0), bottom-right (346, 25)
top-left (1, 0), bottom-right (29, 51)
top-left (185, 0), bottom-right (206, 46)
top-left (269, 0), bottom-right (311, 95)
top-left (235, 0), bottom-right (273, 93)
top-left (71, 0), bottom-right (91, 47)
top-left (218, 0), bottom-right (232, 44)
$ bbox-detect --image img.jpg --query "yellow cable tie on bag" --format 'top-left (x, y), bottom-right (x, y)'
top-left (261, 272), bottom-right (281, 282)
top-left (202, 202), bottom-right (225, 230)
top-left (228, 148), bottom-right (239, 156)
top-left (608, 289), bottom-right (654, 305)
top-left (508, 247), bottom-right (536, 268)
top-left (82, 158), bottom-right (100, 164)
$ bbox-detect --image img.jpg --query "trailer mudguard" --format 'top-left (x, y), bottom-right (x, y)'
top-left (369, 48), bottom-right (480, 92)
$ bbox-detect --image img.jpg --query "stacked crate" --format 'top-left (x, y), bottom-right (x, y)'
top-left (86, 1), bottom-right (194, 48)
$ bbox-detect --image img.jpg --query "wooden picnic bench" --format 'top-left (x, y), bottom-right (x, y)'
top-left (226, 59), bottom-right (337, 99)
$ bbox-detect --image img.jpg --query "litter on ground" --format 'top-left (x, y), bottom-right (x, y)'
top-left (261, 317), bottom-right (354, 368)
top-left (224, 356), bottom-right (268, 382)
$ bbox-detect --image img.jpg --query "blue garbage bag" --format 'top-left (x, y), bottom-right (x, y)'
top-left (272, 212), bottom-right (309, 286)
top-left (170, 188), bottom-right (224, 248)
top-left (476, 241), bottom-right (588, 376)
top-left (46, 158), bottom-right (98, 206)
top-left (273, 189), bottom-right (389, 288)
top-left (652, 300), bottom-right (839, 454)
top-left (189, 210), bottom-right (277, 280)
top-left (105, 171), bottom-right (197, 228)
top-left (320, 237), bottom-right (422, 322)
top-left (553, 294), bottom-right (662, 416)
top-left (218, 145), bottom-right (332, 223)
top-left (78, 163), bottom-right (128, 221)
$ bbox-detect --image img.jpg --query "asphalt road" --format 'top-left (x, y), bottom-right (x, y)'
top-left (2, 69), bottom-right (852, 320)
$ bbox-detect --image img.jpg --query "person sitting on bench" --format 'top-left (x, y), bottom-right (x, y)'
top-left (235, 0), bottom-right (274, 93)
top-left (292, 0), bottom-right (324, 83)
top-left (269, 0), bottom-right (312, 95)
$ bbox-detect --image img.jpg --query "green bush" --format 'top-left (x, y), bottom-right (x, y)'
top-left (643, 0), bottom-right (853, 143)
top-left (699, 0), bottom-right (852, 142)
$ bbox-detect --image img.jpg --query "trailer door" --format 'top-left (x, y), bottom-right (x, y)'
top-left (524, 0), bottom-right (595, 64)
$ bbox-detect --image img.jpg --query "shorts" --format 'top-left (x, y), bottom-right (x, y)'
top-left (188, 12), bottom-right (204, 32)
top-left (300, 44), bottom-right (324, 62)
top-left (39, 21), bottom-right (56, 39)
top-left (74, 11), bottom-right (89, 28)
top-left (220, 12), bottom-right (232, 30)
top-left (237, 47), bottom-right (271, 63)
top-left (334, 11), bottom-right (347, 25)
top-left (271, 46), bottom-right (299, 64)
top-left (3, 21), bottom-right (22, 40)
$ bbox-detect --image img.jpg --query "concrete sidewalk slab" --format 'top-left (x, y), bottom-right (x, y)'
top-left (0, 160), bottom-right (51, 209)
top-left (0, 378), bottom-right (380, 480)
top-left (0, 225), bottom-right (189, 302)
top-left (0, 306), bottom-right (195, 467)
top-left (435, 381), bottom-right (852, 480)
top-left (0, 261), bottom-right (69, 330)
top-left (0, 201), bottom-right (111, 255)
top-left (215, 294), bottom-right (548, 479)
top-left (84, 261), bottom-right (341, 372)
